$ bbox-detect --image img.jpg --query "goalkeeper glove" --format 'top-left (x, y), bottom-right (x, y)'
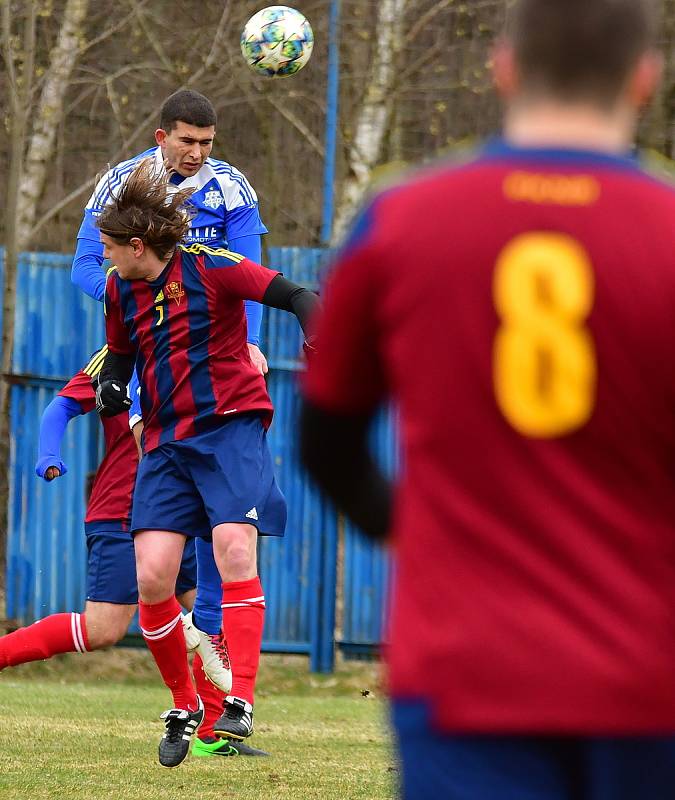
top-left (95, 379), bottom-right (131, 417)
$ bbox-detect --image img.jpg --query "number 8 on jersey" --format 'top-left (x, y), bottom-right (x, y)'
top-left (493, 232), bottom-right (596, 438)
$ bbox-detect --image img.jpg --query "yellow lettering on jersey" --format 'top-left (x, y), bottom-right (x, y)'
top-left (179, 243), bottom-right (245, 262)
top-left (493, 232), bottom-right (596, 437)
top-left (503, 172), bottom-right (600, 206)
top-left (155, 305), bottom-right (164, 327)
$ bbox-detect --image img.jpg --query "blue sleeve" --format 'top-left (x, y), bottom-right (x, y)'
top-left (128, 370), bottom-right (142, 426)
top-left (225, 204), bottom-right (268, 241)
top-left (35, 396), bottom-right (84, 480)
top-left (229, 233), bottom-right (264, 346)
top-left (72, 214), bottom-right (106, 302)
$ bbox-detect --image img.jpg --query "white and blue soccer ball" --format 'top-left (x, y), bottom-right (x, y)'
top-left (241, 6), bottom-right (314, 77)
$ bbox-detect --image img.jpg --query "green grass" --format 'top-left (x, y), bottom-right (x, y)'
top-left (0, 652), bottom-right (397, 800)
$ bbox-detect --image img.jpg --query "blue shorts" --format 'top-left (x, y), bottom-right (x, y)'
top-left (85, 524), bottom-right (197, 604)
top-left (392, 700), bottom-right (675, 800)
top-left (131, 416), bottom-right (287, 538)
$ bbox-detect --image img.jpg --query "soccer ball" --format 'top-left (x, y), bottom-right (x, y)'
top-left (240, 6), bottom-right (314, 77)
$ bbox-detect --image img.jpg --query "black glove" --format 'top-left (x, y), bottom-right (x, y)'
top-left (95, 379), bottom-right (131, 417)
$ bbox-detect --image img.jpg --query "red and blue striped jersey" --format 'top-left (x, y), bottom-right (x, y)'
top-left (304, 140), bottom-right (675, 733)
top-left (58, 346), bottom-right (138, 528)
top-left (104, 243), bottom-right (279, 452)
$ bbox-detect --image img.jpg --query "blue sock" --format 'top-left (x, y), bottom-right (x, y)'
top-left (193, 538), bottom-right (222, 635)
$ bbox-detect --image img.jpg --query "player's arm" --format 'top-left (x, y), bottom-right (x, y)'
top-left (95, 273), bottom-right (136, 417)
top-left (127, 370), bottom-right (144, 458)
top-left (207, 252), bottom-right (320, 338)
top-left (35, 396), bottom-right (85, 481)
top-left (299, 203), bottom-right (391, 541)
top-left (71, 171), bottom-right (115, 302)
top-left (228, 234), bottom-right (264, 345)
top-left (301, 405), bottom-right (392, 541)
top-left (261, 274), bottom-right (320, 338)
top-left (34, 354), bottom-right (105, 482)
top-left (227, 197), bottom-right (268, 371)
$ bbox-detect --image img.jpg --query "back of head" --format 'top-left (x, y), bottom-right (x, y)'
top-left (507, 0), bottom-right (658, 108)
top-left (159, 89), bottom-right (217, 131)
top-left (97, 159), bottom-right (194, 259)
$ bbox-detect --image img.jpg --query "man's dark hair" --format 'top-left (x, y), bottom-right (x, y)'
top-left (507, 0), bottom-right (658, 107)
top-left (159, 89), bottom-right (217, 131)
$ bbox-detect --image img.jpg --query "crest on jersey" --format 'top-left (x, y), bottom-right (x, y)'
top-left (165, 281), bottom-right (185, 306)
top-left (203, 190), bottom-right (224, 210)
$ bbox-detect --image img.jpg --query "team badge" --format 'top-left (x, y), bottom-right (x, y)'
top-left (165, 281), bottom-right (185, 305)
top-left (203, 190), bottom-right (224, 210)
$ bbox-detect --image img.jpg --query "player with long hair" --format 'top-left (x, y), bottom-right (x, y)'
top-left (95, 159), bottom-right (319, 767)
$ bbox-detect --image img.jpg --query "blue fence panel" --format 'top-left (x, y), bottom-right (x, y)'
top-left (261, 247), bottom-right (337, 671)
top-left (5, 251), bottom-right (104, 623)
top-left (4, 246), bottom-right (394, 672)
top-left (12, 251), bottom-right (105, 377)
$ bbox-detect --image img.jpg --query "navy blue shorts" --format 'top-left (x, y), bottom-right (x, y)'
top-left (392, 700), bottom-right (675, 800)
top-left (131, 416), bottom-right (287, 538)
top-left (85, 525), bottom-right (197, 604)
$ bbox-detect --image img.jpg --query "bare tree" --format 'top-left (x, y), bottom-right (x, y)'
top-left (332, 0), bottom-right (409, 242)
top-left (0, 0), bottom-right (89, 562)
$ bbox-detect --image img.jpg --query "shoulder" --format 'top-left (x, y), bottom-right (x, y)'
top-left (104, 266), bottom-right (124, 302)
top-left (91, 147), bottom-right (159, 208)
top-left (201, 157), bottom-right (258, 207)
top-left (179, 243), bottom-right (246, 269)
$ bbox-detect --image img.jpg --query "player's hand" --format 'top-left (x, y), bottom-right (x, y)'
top-left (247, 343), bottom-right (269, 375)
top-left (35, 456), bottom-right (67, 481)
top-left (303, 335), bottom-right (318, 361)
top-left (95, 379), bottom-right (132, 417)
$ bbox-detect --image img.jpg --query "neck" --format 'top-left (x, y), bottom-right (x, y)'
top-left (503, 99), bottom-right (635, 155)
top-left (144, 249), bottom-right (175, 282)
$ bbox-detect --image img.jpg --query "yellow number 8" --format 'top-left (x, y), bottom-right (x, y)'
top-left (493, 232), bottom-right (596, 438)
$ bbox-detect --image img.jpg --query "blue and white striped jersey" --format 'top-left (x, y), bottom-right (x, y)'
top-left (78, 146), bottom-right (268, 246)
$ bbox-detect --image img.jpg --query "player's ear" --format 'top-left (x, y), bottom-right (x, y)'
top-left (155, 128), bottom-right (167, 146)
top-left (626, 51), bottom-right (663, 109)
top-left (130, 237), bottom-right (145, 258)
top-left (492, 38), bottom-right (519, 99)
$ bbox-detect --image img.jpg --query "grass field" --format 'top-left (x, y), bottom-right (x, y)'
top-left (0, 651), bottom-right (396, 800)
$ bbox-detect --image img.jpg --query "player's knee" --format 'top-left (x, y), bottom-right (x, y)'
top-left (222, 543), bottom-right (256, 579)
top-left (136, 565), bottom-right (175, 601)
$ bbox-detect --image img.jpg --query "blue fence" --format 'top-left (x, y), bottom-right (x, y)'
top-left (3, 247), bottom-right (390, 672)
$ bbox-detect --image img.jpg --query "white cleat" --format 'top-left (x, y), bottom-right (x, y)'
top-left (182, 612), bottom-right (233, 693)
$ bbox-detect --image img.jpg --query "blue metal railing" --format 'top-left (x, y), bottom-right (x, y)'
top-left (2, 247), bottom-right (391, 672)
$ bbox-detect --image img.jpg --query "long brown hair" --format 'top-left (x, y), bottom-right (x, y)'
top-left (96, 158), bottom-right (194, 260)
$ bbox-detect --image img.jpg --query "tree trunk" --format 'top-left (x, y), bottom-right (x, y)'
top-left (332, 0), bottom-right (408, 242)
top-left (16, 0), bottom-right (90, 250)
top-left (0, 0), bottom-right (88, 577)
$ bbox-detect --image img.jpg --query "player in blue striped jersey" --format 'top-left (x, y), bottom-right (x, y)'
top-left (72, 89), bottom-right (270, 373)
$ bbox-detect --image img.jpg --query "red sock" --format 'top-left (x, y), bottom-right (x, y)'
top-left (192, 653), bottom-right (225, 738)
top-left (0, 612), bottom-right (89, 669)
top-left (221, 577), bottom-right (265, 705)
top-left (139, 596), bottom-right (198, 711)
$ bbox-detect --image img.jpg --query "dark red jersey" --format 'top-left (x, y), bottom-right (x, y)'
top-left (104, 243), bottom-right (279, 452)
top-left (303, 140), bottom-right (675, 734)
top-left (59, 346), bottom-right (138, 528)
